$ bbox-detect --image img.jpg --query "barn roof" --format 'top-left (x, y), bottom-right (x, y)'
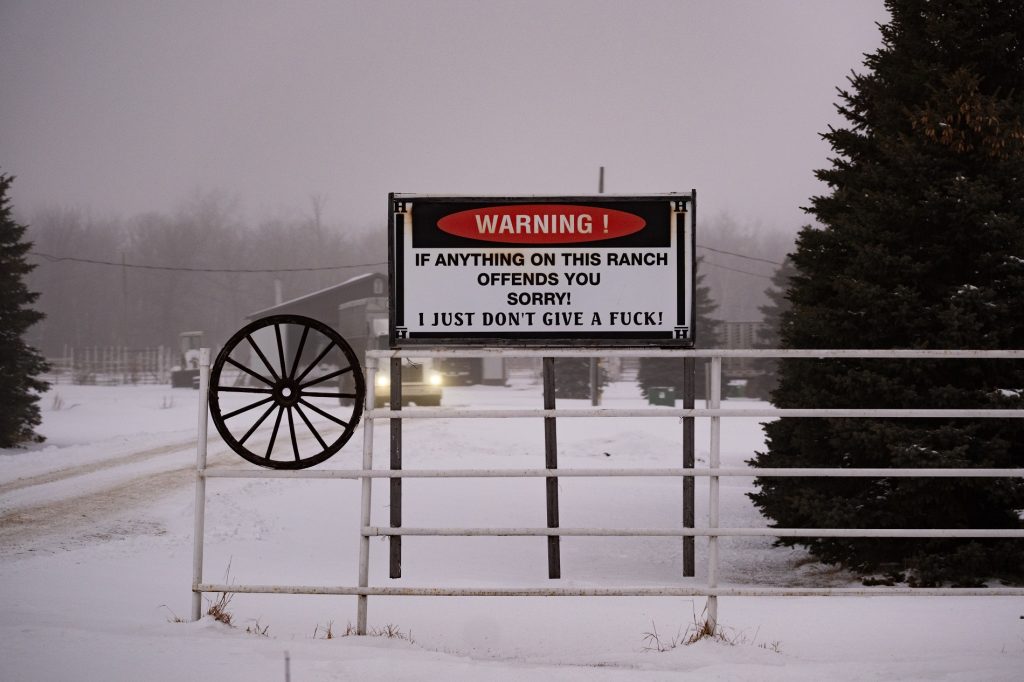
top-left (247, 271), bottom-right (387, 320)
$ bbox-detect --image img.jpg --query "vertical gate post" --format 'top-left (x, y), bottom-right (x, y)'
top-left (682, 355), bottom-right (695, 576)
top-left (589, 358), bottom-right (599, 406)
top-left (389, 357), bottom-right (402, 578)
top-left (190, 348), bottom-right (211, 621)
top-left (542, 357), bottom-right (561, 579)
top-left (707, 355), bottom-right (722, 629)
top-left (357, 357), bottom-right (378, 635)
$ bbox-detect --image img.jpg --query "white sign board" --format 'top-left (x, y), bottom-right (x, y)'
top-left (389, 194), bottom-right (695, 347)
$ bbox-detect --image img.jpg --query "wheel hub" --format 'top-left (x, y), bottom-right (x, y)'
top-left (274, 379), bottom-right (302, 407)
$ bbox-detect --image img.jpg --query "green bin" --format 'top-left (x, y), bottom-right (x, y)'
top-left (648, 386), bottom-right (675, 406)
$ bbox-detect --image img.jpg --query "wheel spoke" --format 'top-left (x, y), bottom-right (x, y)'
top-left (299, 365), bottom-right (353, 389)
top-left (247, 335), bottom-right (282, 383)
top-left (223, 395), bottom-right (275, 420)
top-left (217, 386), bottom-right (274, 394)
top-left (294, 341), bottom-right (336, 384)
top-left (289, 325), bottom-right (310, 380)
top-left (294, 403), bottom-right (328, 450)
top-left (265, 406), bottom-right (285, 459)
top-left (286, 406), bottom-right (300, 461)
top-left (301, 391), bottom-right (358, 399)
top-left (225, 356), bottom-right (275, 387)
top-left (239, 402), bottom-right (278, 444)
top-left (274, 323), bottom-right (287, 381)
top-left (298, 398), bottom-right (350, 428)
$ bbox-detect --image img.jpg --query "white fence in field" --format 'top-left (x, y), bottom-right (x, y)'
top-left (47, 345), bottom-right (175, 385)
top-left (191, 348), bottom-right (1024, 633)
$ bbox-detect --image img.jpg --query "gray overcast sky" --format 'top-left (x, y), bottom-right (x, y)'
top-left (0, 0), bottom-right (887, 234)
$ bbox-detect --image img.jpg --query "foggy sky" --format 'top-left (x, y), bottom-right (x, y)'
top-left (0, 1), bottom-right (887, 235)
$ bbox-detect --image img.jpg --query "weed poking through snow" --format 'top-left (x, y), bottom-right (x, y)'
top-left (245, 619), bottom-right (269, 637)
top-left (206, 590), bottom-right (234, 626)
top-left (643, 608), bottom-right (781, 653)
top-left (641, 621), bottom-right (683, 651)
top-left (159, 605), bottom-right (184, 623)
top-left (314, 621), bottom-right (335, 639)
top-left (205, 561), bottom-right (235, 626)
top-left (315, 621), bottom-right (415, 644)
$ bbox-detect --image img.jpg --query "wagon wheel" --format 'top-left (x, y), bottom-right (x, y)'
top-left (209, 315), bottom-right (365, 469)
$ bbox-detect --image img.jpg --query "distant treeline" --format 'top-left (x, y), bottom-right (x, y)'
top-left (23, 192), bottom-right (384, 357)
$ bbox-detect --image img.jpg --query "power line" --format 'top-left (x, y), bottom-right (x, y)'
top-left (699, 259), bottom-right (775, 280)
top-left (697, 245), bottom-right (784, 266)
top-left (29, 251), bottom-right (387, 274)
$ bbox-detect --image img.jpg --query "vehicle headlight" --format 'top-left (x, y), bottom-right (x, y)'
top-left (376, 374), bottom-right (390, 388)
top-left (428, 371), bottom-right (443, 386)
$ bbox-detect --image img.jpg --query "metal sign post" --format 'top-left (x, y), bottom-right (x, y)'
top-left (682, 356), bottom-right (695, 577)
top-left (542, 357), bottom-right (561, 578)
top-left (390, 358), bottom-right (402, 578)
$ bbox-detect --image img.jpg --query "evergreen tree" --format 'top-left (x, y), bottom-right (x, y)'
top-left (637, 258), bottom-right (721, 400)
top-left (553, 358), bottom-right (608, 399)
top-left (749, 0), bottom-right (1024, 584)
top-left (0, 172), bottom-right (49, 447)
top-left (748, 257), bottom-right (796, 399)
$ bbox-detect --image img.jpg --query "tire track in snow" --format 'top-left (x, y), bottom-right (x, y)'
top-left (0, 447), bottom-right (242, 554)
top-left (0, 465), bottom-right (197, 553)
top-left (0, 423), bottom-right (354, 554)
top-left (0, 403), bottom-right (353, 498)
top-left (0, 438), bottom-right (199, 496)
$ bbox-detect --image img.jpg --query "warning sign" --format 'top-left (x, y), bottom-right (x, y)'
top-left (388, 194), bottom-right (695, 347)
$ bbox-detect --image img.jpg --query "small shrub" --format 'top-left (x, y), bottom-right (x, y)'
top-left (206, 561), bottom-right (235, 625)
top-left (206, 590), bottom-right (233, 626)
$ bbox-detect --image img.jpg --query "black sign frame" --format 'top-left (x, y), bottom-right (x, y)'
top-left (388, 193), bottom-right (696, 348)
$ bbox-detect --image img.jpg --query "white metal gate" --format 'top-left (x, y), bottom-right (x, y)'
top-left (191, 348), bottom-right (1024, 633)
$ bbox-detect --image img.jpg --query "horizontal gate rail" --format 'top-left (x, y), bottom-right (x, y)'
top-left (367, 348), bottom-right (1024, 359)
top-left (197, 583), bottom-right (1024, 598)
top-left (365, 407), bottom-right (1024, 419)
top-left (364, 526), bottom-right (1024, 538)
top-left (202, 467), bottom-right (1024, 479)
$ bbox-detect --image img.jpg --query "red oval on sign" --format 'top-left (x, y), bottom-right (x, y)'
top-left (436, 204), bottom-right (646, 244)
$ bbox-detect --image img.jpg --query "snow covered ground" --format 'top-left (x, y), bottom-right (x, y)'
top-left (1, 379), bottom-right (1022, 680)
